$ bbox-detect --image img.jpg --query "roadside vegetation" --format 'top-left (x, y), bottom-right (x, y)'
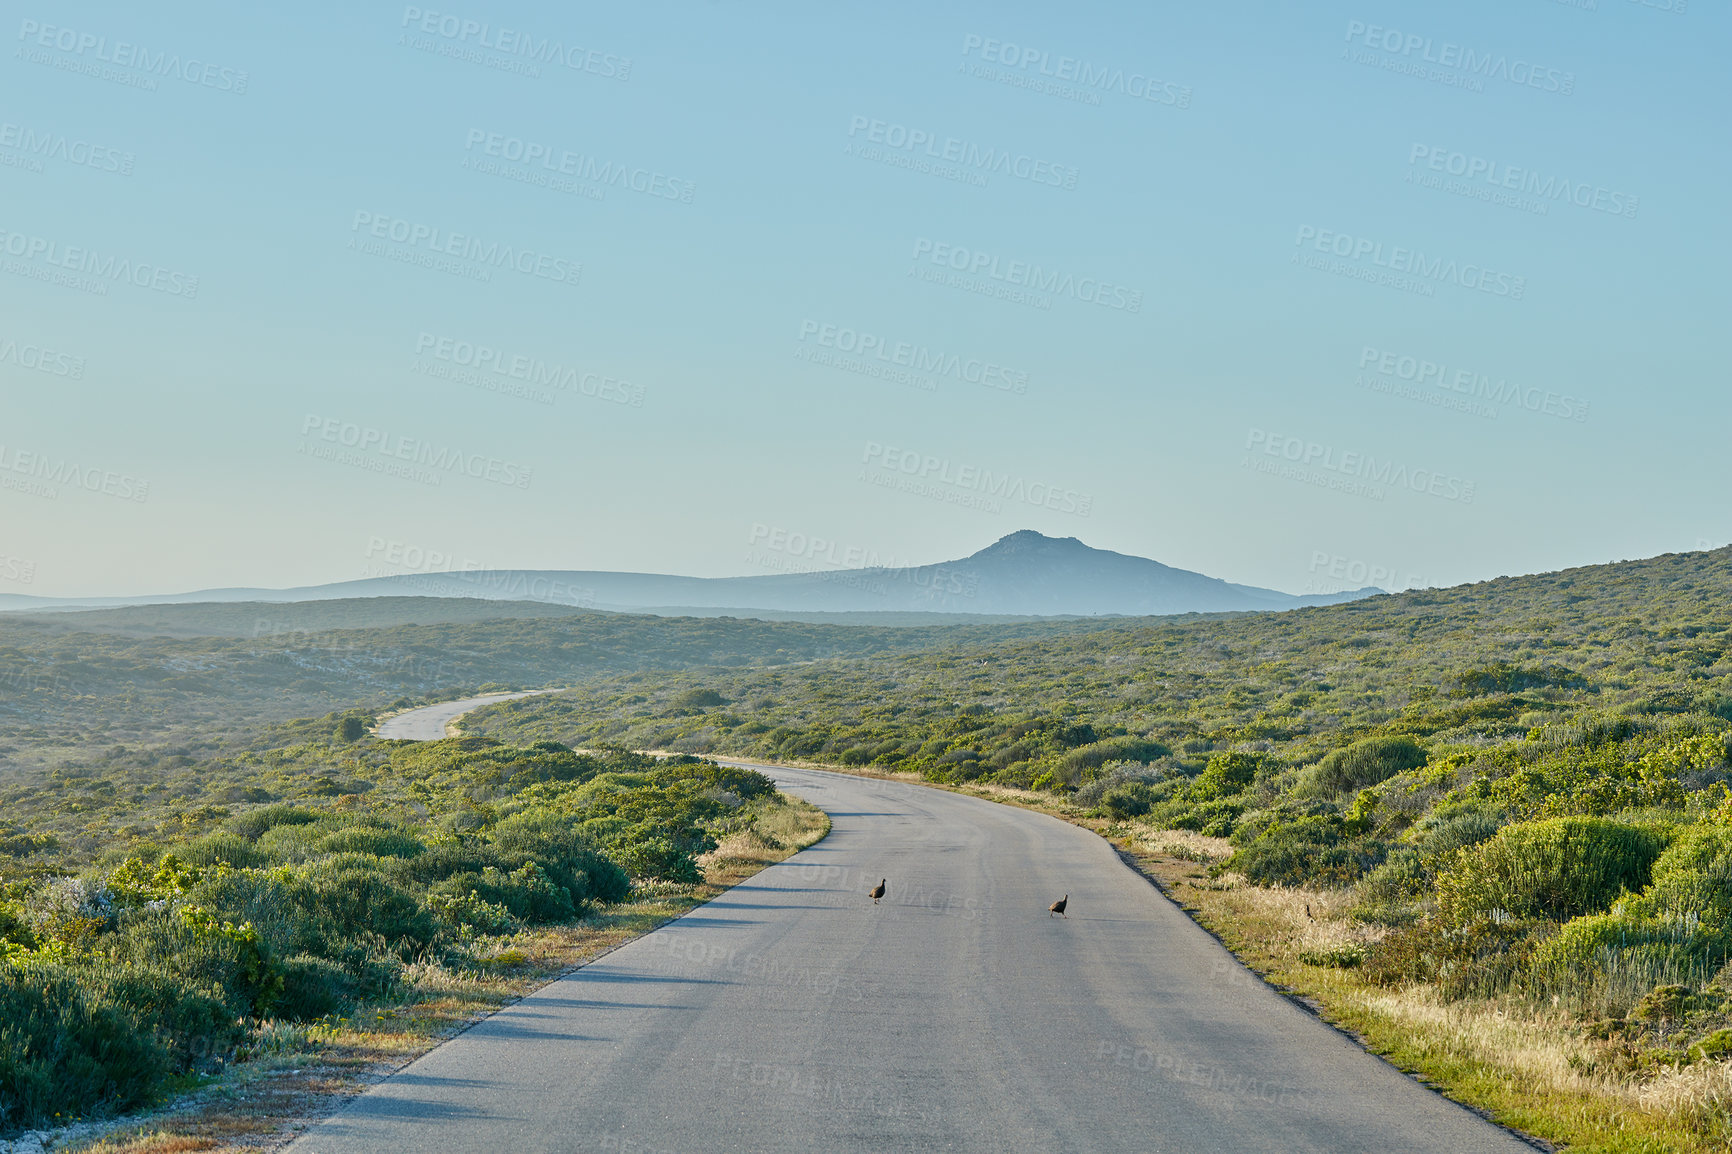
top-left (463, 545), bottom-right (1732, 1150)
top-left (0, 730), bottom-right (823, 1139)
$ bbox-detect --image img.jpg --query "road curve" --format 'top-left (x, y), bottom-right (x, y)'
top-left (374, 690), bottom-right (560, 740)
top-left (287, 760), bottom-right (1529, 1153)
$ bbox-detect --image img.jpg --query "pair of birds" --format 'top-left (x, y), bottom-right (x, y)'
top-left (867, 878), bottom-right (1068, 918)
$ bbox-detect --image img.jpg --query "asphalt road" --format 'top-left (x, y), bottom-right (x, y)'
top-left (287, 756), bottom-right (1531, 1153)
top-left (374, 690), bottom-right (559, 740)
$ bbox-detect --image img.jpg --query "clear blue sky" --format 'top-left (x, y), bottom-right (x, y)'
top-left (3, 0), bottom-right (1725, 597)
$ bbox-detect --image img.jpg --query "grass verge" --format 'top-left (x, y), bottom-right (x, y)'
top-left (48, 794), bottom-right (828, 1154)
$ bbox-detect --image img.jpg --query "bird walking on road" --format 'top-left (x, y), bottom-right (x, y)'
top-left (870, 879), bottom-right (886, 904)
top-left (1049, 895), bottom-right (1068, 918)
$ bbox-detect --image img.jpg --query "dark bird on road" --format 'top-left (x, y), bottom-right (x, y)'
top-left (870, 879), bottom-right (886, 904)
top-left (1049, 895), bottom-right (1068, 918)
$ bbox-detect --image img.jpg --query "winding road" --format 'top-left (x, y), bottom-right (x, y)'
top-left (374, 690), bottom-right (561, 740)
top-left (289, 702), bottom-right (1530, 1153)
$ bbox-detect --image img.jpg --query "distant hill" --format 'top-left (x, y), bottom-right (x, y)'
top-left (3, 596), bottom-right (597, 638)
top-left (0, 531), bottom-right (1379, 620)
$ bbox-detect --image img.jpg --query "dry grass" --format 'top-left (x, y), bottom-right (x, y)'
top-left (1125, 837), bottom-right (1732, 1154)
top-left (59, 796), bottom-right (829, 1154)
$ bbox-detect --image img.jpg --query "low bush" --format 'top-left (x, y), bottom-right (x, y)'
top-left (1099, 782), bottom-right (1157, 819)
top-left (274, 954), bottom-right (358, 1021)
top-left (1437, 816), bottom-right (1667, 924)
top-left (1190, 752), bottom-right (1264, 801)
top-left (0, 965), bottom-right (171, 1132)
top-left (1626, 825), bottom-right (1732, 929)
top-left (1224, 815), bottom-right (1382, 887)
top-left (1310, 737), bottom-right (1427, 795)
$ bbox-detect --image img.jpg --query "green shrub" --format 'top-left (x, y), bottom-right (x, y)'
top-left (1224, 815), bottom-right (1380, 886)
top-left (1412, 808), bottom-right (1504, 865)
top-left (296, 864), bottom-right (439, 957)
top-left (178, 832), bottom-right (268, 869)
top-left (490, 810), bottom-right (629, 905)
top-left (1437, 817), bottom-right (1667, 924)
top-left (427, 864), bottom-right (573, 924)
top-left (1149, 796), bottom-right (1248, 838)
top-left (670, 688), bottom-right (726, 710)
top-left (1627, 826), bottom-right (1732, 929)
top-left (1365, 917), bottom-right (1545, 998)
top-left (102, 907), bottom-right (280, 1018)
top-left (253, 822), bottom-right (326, 862)
top-left (273, 955), bottom-right (356, 1021)
top-left (227, 804), bottom-right (320, 842)
top-left (0, 965), bottom-right (169, 1132)
top-left (1056, 737), bottom-right (1169, 782)
top-left (188, 869), bottom-right (316, 961)
top-left (1529, 913), bottom-right (1719, 1002)
top-left (1354, 846), bottom-right (1427, 919)
top-left (1190, 752), bottom-right (1263, 801)
top-left (613, 837), bottom-right (702, 885)
top-left (1692, 1028), bottom-right (1732, 1061)
top-left (1100, 783), bottom-right (1156, 819)
top-left (1310, 737), bottom-right (1427, 795)
top-left (77, 963), bottom-right (243, 1071)
top-left (1453, 663), bottom-right (1585, 696)
top-left (316, 826), bottom-right (425, 859)
top-left (424, 888), bottom-right (517, 936)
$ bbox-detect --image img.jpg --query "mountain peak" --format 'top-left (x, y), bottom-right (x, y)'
top-left (970, 530), bottom-right (1090, 559)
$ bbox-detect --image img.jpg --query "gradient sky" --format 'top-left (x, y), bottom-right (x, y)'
top-left (2, 0), bottom-right (1726, 598)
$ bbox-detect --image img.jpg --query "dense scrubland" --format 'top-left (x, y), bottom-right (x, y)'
top-left (0, 598), bottom-right (1093, 784)
top-left (0, 729), bottom-right (812, 1136)
top-left (4, 545), bottom-right (1731, 1146)
top-left (463, 546), bottom-right (1732, 1148)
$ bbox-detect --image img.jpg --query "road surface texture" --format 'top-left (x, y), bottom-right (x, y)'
top-left (288, 753), bottom-right (1531, 1152)
top-left (374, 690), bottom-right (559, 740)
